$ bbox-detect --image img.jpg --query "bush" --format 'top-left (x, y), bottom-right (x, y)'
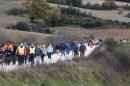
top-left (104, 38), bottom-right (118, 51)
top-left (16, 21), bottom-right (31, 31)
top-left (44, 28), bottom-right (56, 34)
top-left (113, 48), bottom-right (130, 69)
top-left (7, 8), bottom-right (27, 16)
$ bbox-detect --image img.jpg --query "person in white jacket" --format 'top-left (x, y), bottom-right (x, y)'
top-left (47, 43), bottom-right (53, 60)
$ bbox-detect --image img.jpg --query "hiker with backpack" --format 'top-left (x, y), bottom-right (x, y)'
top-left (12, 44), bottom-right (17, 65)
top-left (80, 43), bottom-right (86, 56)
top-left (40, 44), bottom-right (47, 62)
top-left (65, 41), bottom-right (71, 55)
top-left (47, 43), bottom-right (53, 63)
top-left (55, 43), bottom-right (60, 54)
top-left (29, 43), bottom-right (36, 65)
top-left (16, 43), bottom-right (26, 65)
top-left (59, 42), bottom-right (66, 56)
top-left (24, 42), bottom-right (29, 64)
top-left (73, 42), bottom-right (79, 57)
top-left (0, 45), bottom-right (3, 65)
top-left (34, 45), bottom-right (42, 65)
top-left (89, 40), bottom-right (94, 48)
top-left (3, 42), bottom-right (13, 65)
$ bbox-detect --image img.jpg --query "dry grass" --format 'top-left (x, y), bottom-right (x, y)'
top-left (54, 27), bottom-right (130, 40)
top-left (0, 29), bottom-right (53, 44)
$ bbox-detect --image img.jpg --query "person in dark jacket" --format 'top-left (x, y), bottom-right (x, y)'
top-left (35, 45), bottom-right (42, 65)
top-left (55, 43), bottom-right (60, 54)
top-left (0, 45), bottom-right (3, 65)
top-left (73, 43), bottom-right (79, 57)
top-left (12, 45), bottom-right (17, 65)
top-left (65, 41), bottom-right (71, 55)
top-left (80, 44), bottom-right (86, 56)
top-left (60, 43), bottom-right (66, 56)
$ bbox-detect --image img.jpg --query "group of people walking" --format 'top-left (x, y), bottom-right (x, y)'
top-left (0, 39), bottom-right (99, 66)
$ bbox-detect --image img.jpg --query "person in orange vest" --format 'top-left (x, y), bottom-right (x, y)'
top-left (3, 42), bottom-right (13, 65)
top-left (16, 43), bottom-right (26, 65)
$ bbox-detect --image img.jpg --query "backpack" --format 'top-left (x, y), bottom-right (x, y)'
top-left (5, 45), bottom-right (12, 55)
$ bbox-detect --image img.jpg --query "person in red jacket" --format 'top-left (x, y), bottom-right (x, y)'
top-left (24, 42), bottom-right (29, 64)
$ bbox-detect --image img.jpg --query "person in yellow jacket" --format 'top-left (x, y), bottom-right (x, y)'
top-left (29, 43), bottom-right (36, 65)
top-left (16, 43), bottom-right (26, 65)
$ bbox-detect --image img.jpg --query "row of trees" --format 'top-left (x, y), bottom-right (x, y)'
top-left (117, 0), bottom-right (130, 3)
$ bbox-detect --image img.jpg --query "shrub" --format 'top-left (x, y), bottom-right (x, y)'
top-left (16, 21), bottom-right (31, 31)
top-left (117, 7), bottom-right (125, 15)
top-left (44, 28), bottom-right (56, 34)
top-left (113, 48), bottom-right (130, 69)
top-left (104, 38), bottom-right (118, 51)
top-left (7, 8), bottom-right (27, 16)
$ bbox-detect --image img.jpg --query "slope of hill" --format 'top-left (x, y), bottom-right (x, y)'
top-left (0, 29), bottom-right (52, 44)
top-left (55, 27), bottom-right (130, 40)
top-left (50, 3), bottom-right (130, 23)
top-left (0, 44), bottom-right (130, 86)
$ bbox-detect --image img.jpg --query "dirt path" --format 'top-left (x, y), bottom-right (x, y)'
top-left (0, 44), bottom-right (99, 72)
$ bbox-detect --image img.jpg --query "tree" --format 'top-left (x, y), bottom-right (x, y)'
top-left (102, 0), bottom-right (116, 9)
top-left (117, 7), bottom-right (125, 15)
top-left (50, 7), bottom-right (61, 26)
top-left (24, 0), bottom-right (52, 23)
top-left (23, 0), bottom-right (61, 26)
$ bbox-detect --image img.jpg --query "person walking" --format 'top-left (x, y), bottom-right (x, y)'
top-left (60, 43), bottom-right (66, 56)
top-left (24, 42), bottom-right (29, 64)
top-left (41, 44), bottom-right (47, 62)
top-left (65, 41), bottom-right (71, 55)
top-left (89, 40), bottom-right (94, 48)
top-left (29, 43), bottom-right (36, 65)
top-left (47, 43), bottom-right (53, 63)
top-left (55, 43), bottom-right (60, 54)
top-left (16, 43), bottom-right (26, 65)
top-left (35, 45), bottom-right (42, 65)
top-left (73, 43), bottom-right (79, 57)
top-left (0, 45), bottom-right (3, 65)
top-left (80, 43), bottom-right (86, 56)
top-left (12, 44), bottom-right (17, 65)
top-left (3, 42), bottom-right (13, 65)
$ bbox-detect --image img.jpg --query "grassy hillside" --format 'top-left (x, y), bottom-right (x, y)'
top-left (0, 43), bottom-right (130, 86)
